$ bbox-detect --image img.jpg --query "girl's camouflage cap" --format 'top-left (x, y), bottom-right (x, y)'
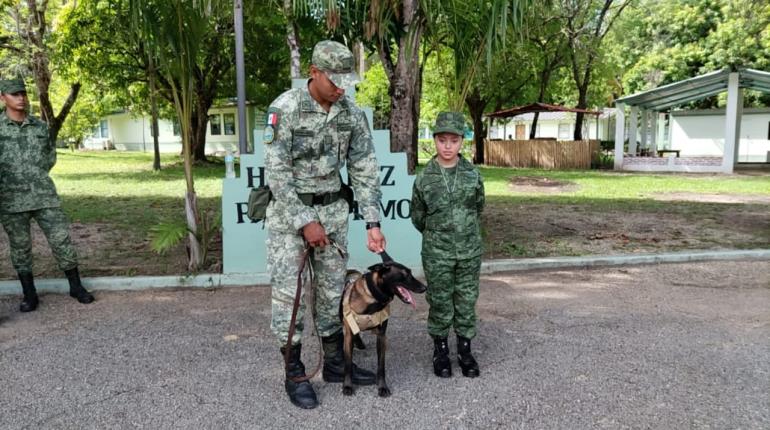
top-left (2, 78), bottom-right (26, 94)
top-left (312, 40), bottom-right (360, 89)
top-left (433, 111), bottom-right (465, 136)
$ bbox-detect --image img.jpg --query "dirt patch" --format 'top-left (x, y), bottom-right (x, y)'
top-left (509, 176), bottom-right (579, 193)
top-left (650, 192), bottom-right (770, 204)
top-left (0, 222), bottom-right (221, 280)
top-left (483, 199), bottom-right (770, 259)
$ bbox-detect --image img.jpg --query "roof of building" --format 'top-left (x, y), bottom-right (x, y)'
top-left (486, 102), bottom-right (602, 119)
top-left (615, 68), bottom-right (770, 111)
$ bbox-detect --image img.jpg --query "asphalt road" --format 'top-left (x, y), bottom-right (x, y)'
top-left (1, 260), bottom-right (768, 429)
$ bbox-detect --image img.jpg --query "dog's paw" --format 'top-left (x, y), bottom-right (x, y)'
top-left (342, 386), bottom-right (354, 396)
top-left (378, 387), bottom-right (391, 398)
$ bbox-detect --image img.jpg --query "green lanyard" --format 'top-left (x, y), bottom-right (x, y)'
top-left (440, 164), bottom-right (459, 194)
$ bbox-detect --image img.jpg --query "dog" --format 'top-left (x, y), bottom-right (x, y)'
top-left (340, 252), bottom-right (427, 397)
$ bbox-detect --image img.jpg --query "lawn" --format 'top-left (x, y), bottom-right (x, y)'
top-left (0, 149), bottom-right (768, 279)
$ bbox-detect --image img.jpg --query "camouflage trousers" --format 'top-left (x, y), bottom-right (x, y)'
top-left (267, 228), bottom-right (348, 345)
top-left (0, 207), bottom-right (79, 274)
top-left (423, 255), bottom-right (481, 339)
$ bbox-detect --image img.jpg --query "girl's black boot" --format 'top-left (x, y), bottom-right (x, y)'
top-left (457, 335), bottom-right (480, 378)
top-left (433, 336), bottom-right (452, 378)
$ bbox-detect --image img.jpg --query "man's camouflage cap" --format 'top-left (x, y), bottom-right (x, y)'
top-left (312, 40), bottom-right (360, 89)
top-left (2, 78), bottom-right (26, 94)
top-left (433, 111), bottom-right (465, 136)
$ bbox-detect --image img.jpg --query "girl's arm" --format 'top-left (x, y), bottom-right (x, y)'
top-left (411, 180), bottom-right (426, 232)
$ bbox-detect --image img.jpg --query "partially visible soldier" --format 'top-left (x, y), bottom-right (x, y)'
top-left (0, 78), bottom-right (94, 312)
top-left (263, 40), bottom-right (386, 409)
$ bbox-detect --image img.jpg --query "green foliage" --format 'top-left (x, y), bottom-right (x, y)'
top-left (149, 222), bottom-right (188, 255)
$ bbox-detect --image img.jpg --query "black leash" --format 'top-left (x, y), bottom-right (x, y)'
top-left (283, 240), bottom-right (346, 383)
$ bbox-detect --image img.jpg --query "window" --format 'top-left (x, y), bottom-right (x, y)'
top-left (209, 114), bottom-right (222, 135)
top-left (172, 118), bottom-right (181, 136)
top-left (95, 120), bottom-right (108, 138)
top-left (558, 123), bottom-right (571, 140)
top-left (223, 113), bottom-right (236, 135)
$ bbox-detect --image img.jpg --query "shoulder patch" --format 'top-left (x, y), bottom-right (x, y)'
top-left (263, 107), bottom-right (282, 144)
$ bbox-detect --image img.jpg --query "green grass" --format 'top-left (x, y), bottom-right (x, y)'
top-left (52, 150), bottom-right (228, 233)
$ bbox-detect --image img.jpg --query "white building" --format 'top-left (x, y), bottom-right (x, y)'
top-left (487, 109), bottom-right (615, 141)
top-left (84, 103), bottom-right (259, 155)
top-left (669, 108), bottom-right (770, 163)
top-left (614, 68), bottom-right (770, 173)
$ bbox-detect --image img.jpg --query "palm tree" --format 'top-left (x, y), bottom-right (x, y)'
top-left (289, 0), bottom-right (535, 170)
top-left (128, 0), bottom-right (227, 271)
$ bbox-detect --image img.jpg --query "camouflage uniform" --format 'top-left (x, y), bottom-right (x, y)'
top-left (264, 43), bottom-right (381, 345)
top-left (0, 92), bottom-right (78, 274)
top-left (411, 114), bottom-right (485, 340)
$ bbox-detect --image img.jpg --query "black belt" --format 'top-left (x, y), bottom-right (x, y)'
top-left (297, 190), bottom-right (341, 207)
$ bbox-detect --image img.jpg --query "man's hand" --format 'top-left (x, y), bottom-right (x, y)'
top-left (302, 221), bottom-right (329, 247)
top-left (366, 227), bottom-right (386, 253)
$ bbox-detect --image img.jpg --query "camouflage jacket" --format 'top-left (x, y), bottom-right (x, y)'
top-left (411, 156), bottom-right (485, 259)
top-left (264, 86), bottom-right (381, 233)
top-left (0, 111), bottom-right (60, 213)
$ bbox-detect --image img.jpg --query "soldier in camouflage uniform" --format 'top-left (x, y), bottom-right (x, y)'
top-left (263, 40), bottom-right (386, 409)
top-left (0, 78), bottom-right (94, 312)
top-left (411, 111), bottom-right (484, 379)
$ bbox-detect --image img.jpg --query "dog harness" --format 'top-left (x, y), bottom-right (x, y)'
top-left (342, 273), bottom-right (390, 335)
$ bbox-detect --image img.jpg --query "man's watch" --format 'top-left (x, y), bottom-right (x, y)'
top-left (365, 222), bottom-right (381, 230)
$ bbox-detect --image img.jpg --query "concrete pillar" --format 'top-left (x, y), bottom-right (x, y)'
top-left (614, 103), bottom-right (625, 170)
top-left (650, 111), bottom-right (658, 156)
top-left (640, 109), bottom-right (649, 154)
top-left (723, 72), bottom-right (743, 173)
top-left (628, 105), bottom-right (638, 155)
top-left (657, 112), bottom-right (667, 150)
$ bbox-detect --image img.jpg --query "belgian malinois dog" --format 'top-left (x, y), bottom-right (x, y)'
top-left (340, 253), bottom-right (427, 397)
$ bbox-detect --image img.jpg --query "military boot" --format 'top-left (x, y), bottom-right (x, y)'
top-left (321, 331), bottom-right (376, 385)
top-left (64, 268), bottom-right (94, 304)
top-left (432, 336), bottom-right (452, 378)
top-left (280, 343), bottom-right (319, 409)
top-left (457, 335), bottom-right (479, 378)
top-left (18, 272), bottom-right (39, 313)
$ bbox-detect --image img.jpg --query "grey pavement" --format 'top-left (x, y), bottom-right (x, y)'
top-left (1, 259), bottom-right (768, 429)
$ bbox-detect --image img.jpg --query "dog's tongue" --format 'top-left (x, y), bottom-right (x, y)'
top-left (396, 286), bottom-right (415, 309)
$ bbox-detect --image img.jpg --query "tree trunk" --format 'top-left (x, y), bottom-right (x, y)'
top-left (149, 56), bottom-right (161, 171)
top-left (375, 0), bottom-right (424, 174)
top-left (466, 89), bottom-right (487, 165)
top-left (191, 99), bottom-right (210, 162)
top-left (530, 112), bottom-right (540, 140)
top-left (185, 191), bottom-right (203, 271)
top-left (573, 88), bottom-right (588, 140)
top-left (283, 0), bottom-right (301, 78)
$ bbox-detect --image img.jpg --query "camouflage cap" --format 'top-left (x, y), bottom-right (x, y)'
top-left (433, 111), bottom-right (465, 136)
top-left (312, 40), bottom-right (360, 89)
top-left (3, 78), bottom-right (26, 94)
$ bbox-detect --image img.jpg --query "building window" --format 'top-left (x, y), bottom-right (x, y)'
top-left (210, 114), bottom-right (222, 135)
top-left (97, 120), bottom-right (108, 138)
top-left (172, 118), bottom-right (181, 136)
top-left (223, 113), bottom-right (236, 135)
top-left (558, 123), bottom-right (571, 140)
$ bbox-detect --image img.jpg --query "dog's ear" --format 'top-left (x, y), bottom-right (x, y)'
top-left (367, 263), bottom-right (385, 272)
top-left (379, 251), bottom-right (394, 264)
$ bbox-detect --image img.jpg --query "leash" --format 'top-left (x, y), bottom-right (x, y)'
top-left (283, 239), bottom-right (347, 383)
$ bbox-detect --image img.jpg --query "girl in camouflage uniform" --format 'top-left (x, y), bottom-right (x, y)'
top-left (411, 111), bottom-right (485, 378)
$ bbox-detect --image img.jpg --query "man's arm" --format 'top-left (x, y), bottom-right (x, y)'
top-left (263, 105), bottom-right (320, 232)
top-left (347, 108), bottom-right (385, 252)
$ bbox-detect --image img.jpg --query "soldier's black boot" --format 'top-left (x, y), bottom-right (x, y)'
top-left (18, 272), bottom-right (38, 313)
top-left (457, 335), bottom-right (479, 378)
top-left (280, 343), bottom-right (319, 409)
top-left (64, 268), bottom-right (94, 304)
top-left (321, 331), bottom-right (376, 385)
top-left (432, 336), bottom-right (452, 378)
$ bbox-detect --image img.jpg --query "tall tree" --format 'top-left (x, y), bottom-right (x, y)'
top-left (60, 0), bottom-right (235, 163)
top-left (562, 0), bottom-right (631, 140)
top-left (1, 1), bottom-right (80, 143)
top-left (127, 0), bottom-right (230, 271)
